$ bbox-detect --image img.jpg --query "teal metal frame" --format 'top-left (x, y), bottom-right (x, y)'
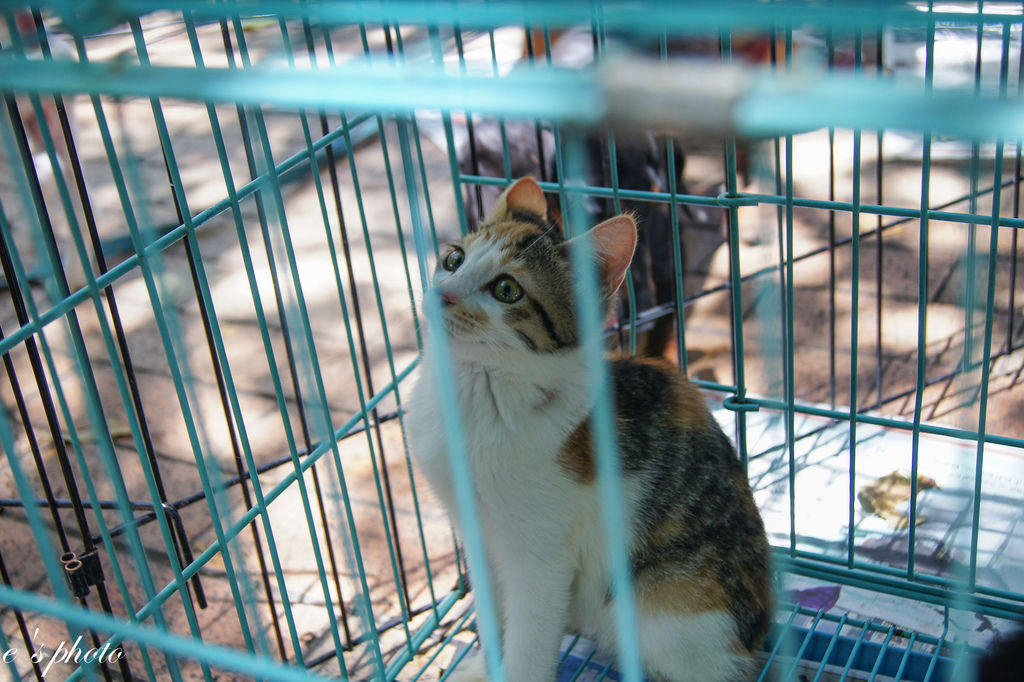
top-left (0, 2), bottom-right (1021, 680)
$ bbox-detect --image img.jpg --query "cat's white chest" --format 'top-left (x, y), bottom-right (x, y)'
top-left (406, 357), bottom-right (621, 651)
top-left (404, 349), bottom-right (589, 535)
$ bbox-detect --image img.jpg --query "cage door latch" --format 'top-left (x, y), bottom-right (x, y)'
top-left (60, 550), bottom-right (104, 598)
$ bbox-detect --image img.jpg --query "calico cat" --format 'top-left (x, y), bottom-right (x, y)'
top-left (405, 177), bottom-right (772, 682)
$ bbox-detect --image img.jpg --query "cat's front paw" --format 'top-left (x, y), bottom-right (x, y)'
top-left (444, 649), bottom-right (490, 682)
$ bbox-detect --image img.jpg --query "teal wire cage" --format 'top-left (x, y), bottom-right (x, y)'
top-left (0, 1), bottom-right (1022, 680)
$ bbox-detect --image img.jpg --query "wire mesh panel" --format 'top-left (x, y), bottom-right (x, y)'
top-left (0, 2), bottom-right (1021, 681)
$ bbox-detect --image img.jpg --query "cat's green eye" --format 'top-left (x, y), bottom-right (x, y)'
top-left (442, 247), bottom-right (464, 272)
top-left (490, 276), bottom-right (523, 304)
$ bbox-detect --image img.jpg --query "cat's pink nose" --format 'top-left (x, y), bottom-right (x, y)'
top-left (441, 292), bottom-right (457, 307)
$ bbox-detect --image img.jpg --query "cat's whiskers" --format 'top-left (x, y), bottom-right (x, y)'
top-left (442, 307), bottom-right (522, 353)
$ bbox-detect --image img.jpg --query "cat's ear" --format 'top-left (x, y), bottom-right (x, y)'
top-left (572, 214), bottom-right (637, 296)
top-left (489, 176), bottom-right (548, 222)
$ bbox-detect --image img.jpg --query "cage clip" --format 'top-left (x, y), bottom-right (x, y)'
top-left (723, 396), bottom-right (760, 413)
top-left (714, 191), bottom-right (760, 208)
top-left (60, 550), bottom-right (104, 598)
